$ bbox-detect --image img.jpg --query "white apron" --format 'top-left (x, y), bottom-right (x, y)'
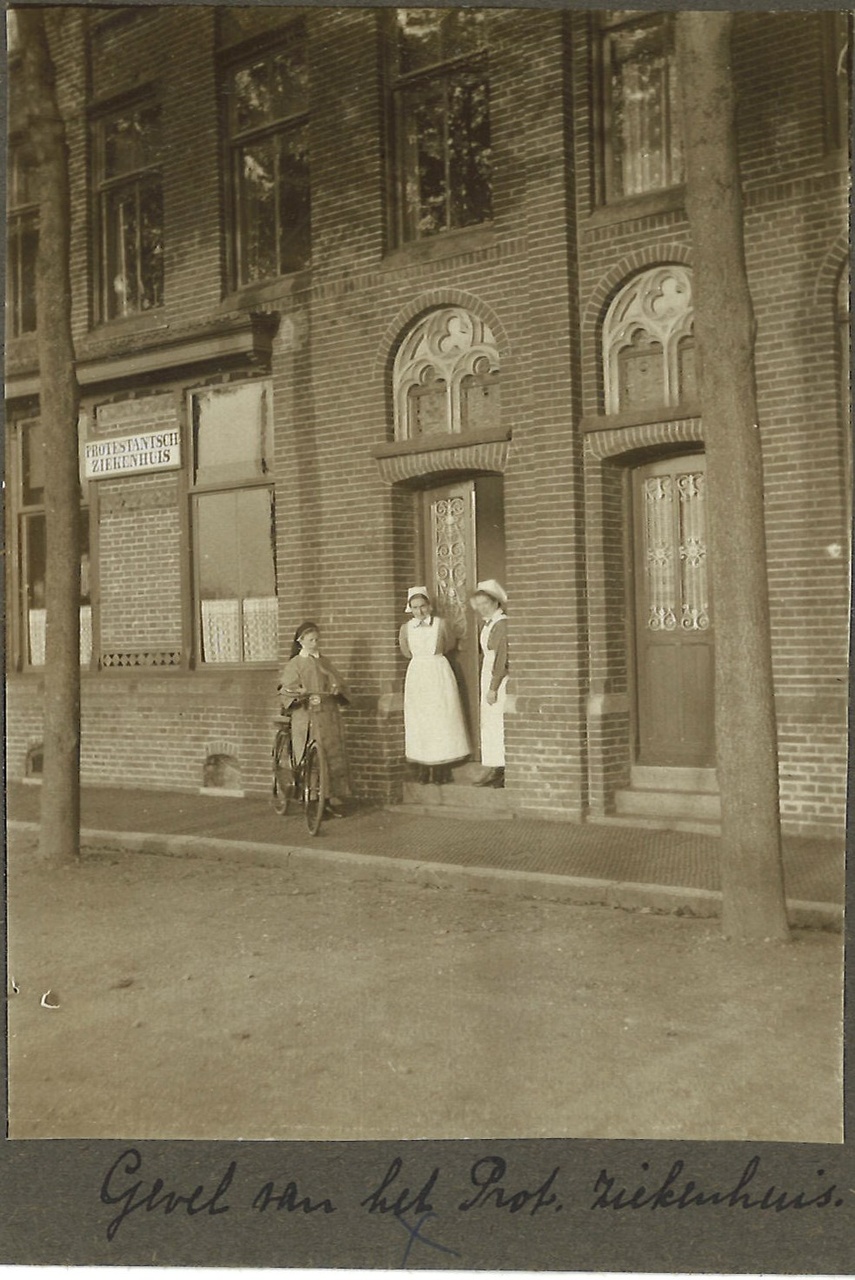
top-left (404, 620), bottom-right (470, 765)
top-left (479, 618), bottom-right (507, 768)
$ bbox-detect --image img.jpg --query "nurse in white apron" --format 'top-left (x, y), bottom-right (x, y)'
top-left (469, 579), bottom-right (509, 788)
top-left (399, 587), bottom-right (470, 784)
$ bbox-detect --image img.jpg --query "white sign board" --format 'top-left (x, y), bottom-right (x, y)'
top-left (83, 428), bottom-right (181, 479)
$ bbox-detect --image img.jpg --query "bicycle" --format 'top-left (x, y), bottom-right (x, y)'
top-left (271, 694), bottom-right (330, 836)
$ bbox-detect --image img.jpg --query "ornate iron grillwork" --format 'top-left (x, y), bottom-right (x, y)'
top-left (431, 494), bottom-right (469, 639)
top-left (643, 469), bottom-right (709, 632)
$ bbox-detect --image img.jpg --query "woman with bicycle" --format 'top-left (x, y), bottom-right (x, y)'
top-left (277, 621), bottom-right (350, 817)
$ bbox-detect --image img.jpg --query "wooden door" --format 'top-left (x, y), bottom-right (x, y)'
top-left (632, 455), bottom-right (715, 767)
top-left (422, 476), bottom-right (505, 756)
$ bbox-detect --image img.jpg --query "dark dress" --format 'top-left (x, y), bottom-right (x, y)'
top-left (278, 652), bottom-right (351, 798)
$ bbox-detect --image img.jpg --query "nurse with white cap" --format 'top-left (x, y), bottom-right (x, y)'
top-left (399, 586), bottom-right (470, 784)
top-left (469, 579), bottom-right (509, 788)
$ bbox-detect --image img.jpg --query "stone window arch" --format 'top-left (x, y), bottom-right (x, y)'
top-left (603, 265), bottom-right (694, 414)
top-left (393, 307), bottom-right (500, 440)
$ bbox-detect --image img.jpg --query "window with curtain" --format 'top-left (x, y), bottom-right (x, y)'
top-left (224, 24), bottom-right (310, 286)
top-left (190, 382), bottom-right (278, 664)
top-left (93, 97), bottom-right (164, 319)
top-left (600, 12), bottom-right (684, 202)
top-left (12, 419), bottom-right (91, 668)
top-left (389, 8), bottom-right (492, 243)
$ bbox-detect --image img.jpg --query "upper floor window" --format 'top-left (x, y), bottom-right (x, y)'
top-left (823, 11), bottom-right (851, 153)
top-left (225, 26), bottom-right (310, 286)
top-left (389, 9), bottom-right (492, 243)
top-left (93, 98), bottom-right (164, 319)
top-left (603, 265), bottom-right (695, 414)
top-left (393, 307), bottom-right (500, 439)
top-left (7, 141), bottom-right (38, 336)
top-left (190, 382), bottom-right (278, 664)
top-left (600, 12), bottom-right (684, 203)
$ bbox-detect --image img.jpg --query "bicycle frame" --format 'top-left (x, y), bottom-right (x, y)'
top-left (271, 693), bottom-right (333, 835)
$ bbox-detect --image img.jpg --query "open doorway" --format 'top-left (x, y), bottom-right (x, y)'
top-left (421, 475), bottom-right (505, 756)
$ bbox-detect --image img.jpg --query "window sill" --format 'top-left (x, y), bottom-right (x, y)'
top-left (580, 401), bottom-right (701, 434)
top-left (374, 425), bottom-right (511, 460)
top-left (5, 332), bottom-right (39, 363)
top-left (819, 147), bottom-right (849, 174)
top-left (220, 270), bottom-right (311, 312)
top-left (5, 335), bottom-right (40, 398)
top-left (382, 223), bottom-right (497, 269)
top-left (89, 310), bottom-right (171, 339)
top-left (584, 186), bottom-right (686, 229)
top-left (195, 663), bottom-right (278, 673)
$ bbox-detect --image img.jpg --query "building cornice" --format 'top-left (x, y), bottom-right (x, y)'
top-left (5, 311), bottom-right (280, 402)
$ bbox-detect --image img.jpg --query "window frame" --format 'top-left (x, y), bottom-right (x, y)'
top-left (187, 380), bottom-right (278, 668)
top-left (221, 22), bottom-right (311, 292)
top-left (602, 265), bottom-right (695, 416)
top-left (8, 417), bottom-right (93, 673)
top-left (392, 307), bottom-right (500, 440)
top-left (822, 10), bottom-right (851, 154)
top-left (597, 11), bottom-right (684, 208)
top-left (7, 138), bottom-right (39, 338)
top-left (387, 8), bottom-right (492, 246)
top-left (90, 89), bottom-right (165, 323)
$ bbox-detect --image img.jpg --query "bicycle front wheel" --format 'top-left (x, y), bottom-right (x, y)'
top-left (272, 729), bottom-right (295, 816)
top-left (303, 741), bottom-right (328, 836)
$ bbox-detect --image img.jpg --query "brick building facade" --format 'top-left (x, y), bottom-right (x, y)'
top-left (6, 7), bottom-right (850, 836)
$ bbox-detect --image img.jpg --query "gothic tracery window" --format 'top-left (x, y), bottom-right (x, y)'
top-left (393, 307), bottom-right (500, 439)
top-left (603, 265), bottom-right (694, 414)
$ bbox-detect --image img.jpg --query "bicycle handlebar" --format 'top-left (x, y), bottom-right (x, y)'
top-left (280, 691), bottom-right (341, 711)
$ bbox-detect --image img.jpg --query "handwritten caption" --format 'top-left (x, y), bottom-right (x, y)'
top-left (98, 1149), bottom-right (844, 1260)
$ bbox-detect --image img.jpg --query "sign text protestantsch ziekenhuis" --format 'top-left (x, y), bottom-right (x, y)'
top-left (83, 428), bottom-right (181, 479)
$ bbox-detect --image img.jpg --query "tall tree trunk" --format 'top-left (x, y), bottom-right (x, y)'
top-left (16, 9), bottom-right (82, 866)
top-left (676, 12), bottom-right (789, 940)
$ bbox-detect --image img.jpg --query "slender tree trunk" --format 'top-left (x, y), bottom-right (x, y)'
top-left (676, 12), bottom-right (789, 940)
top-left (16, 10), bottom-right (82, 866)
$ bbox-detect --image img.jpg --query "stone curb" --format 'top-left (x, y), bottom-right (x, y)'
top-left (7, 820), bottom-right (841, 930)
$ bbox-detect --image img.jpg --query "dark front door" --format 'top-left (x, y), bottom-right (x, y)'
top-left (632, 455), bottom-right (715, 767)
top-left (422, 476), bottom-right (505, 757)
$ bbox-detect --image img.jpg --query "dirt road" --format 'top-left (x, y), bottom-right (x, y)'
top-left (7, 838), bottom-right (842, 1142)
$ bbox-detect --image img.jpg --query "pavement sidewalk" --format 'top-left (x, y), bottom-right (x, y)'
top-left (7, 780), bottom-right (845, 928)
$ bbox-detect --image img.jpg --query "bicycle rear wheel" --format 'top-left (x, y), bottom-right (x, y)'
top-left (271, 729), bottom-right (295, 815)
top-left (303, 741), bottom-right (328, 836)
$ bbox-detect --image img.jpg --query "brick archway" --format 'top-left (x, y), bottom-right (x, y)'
top-left (373, 289), bottom-right (511, 383)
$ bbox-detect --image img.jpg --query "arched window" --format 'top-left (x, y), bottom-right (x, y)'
top-left (603, 265), bottom-right (694, 414)
top-left (393, 307), bottom-right (500, 440)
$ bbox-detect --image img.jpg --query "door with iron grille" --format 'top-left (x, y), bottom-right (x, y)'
top-left (632, 455), bottom-right (715, 767)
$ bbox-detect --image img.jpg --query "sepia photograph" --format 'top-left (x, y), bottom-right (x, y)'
top-left (5, 0), bottom-right (848, 1177)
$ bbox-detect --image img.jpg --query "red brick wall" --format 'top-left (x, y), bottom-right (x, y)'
top-left (570, 10), bottom-right (849, 834)
top-left (6, 9), bottom-right (848, 836)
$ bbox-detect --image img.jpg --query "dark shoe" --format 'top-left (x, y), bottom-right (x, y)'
top-left (417, 766), bottom-right (430, 785)
top-left (474, 768), bottom-right (501, 787)
top-left (434, 765), bottom-right (452, 785)
top-left (324, 802), bottom-right (344, 818)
